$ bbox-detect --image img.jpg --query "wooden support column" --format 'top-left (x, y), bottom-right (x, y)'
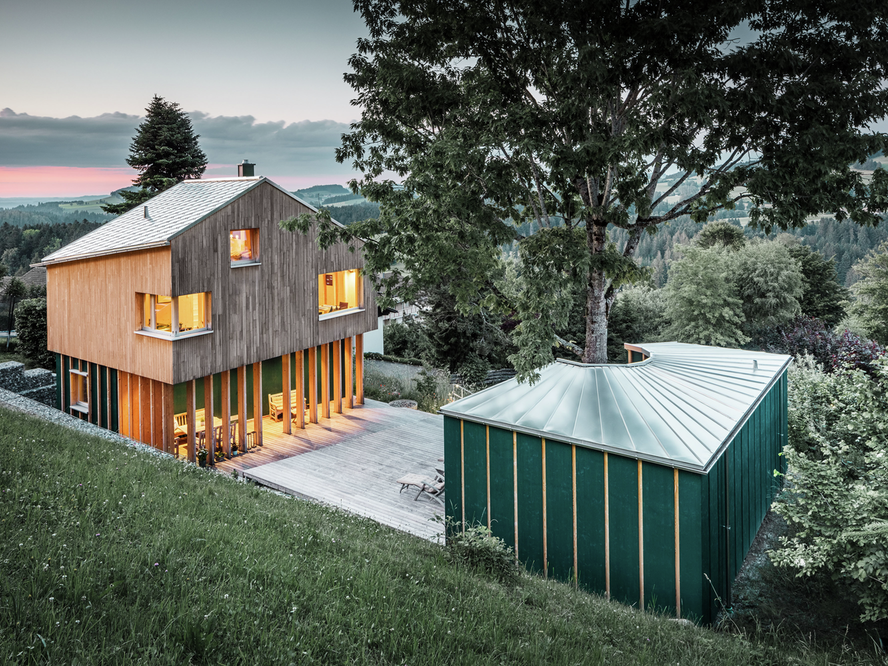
top-left (355, 333), bottom-right (364, 405)
top-left (152, 380), bottom-right (163, 451)
top-left (321, 343), bottom-right (330, 418)
top-left (130, 372), bottom-right (140, 441)
top-left (186, 379), bottom-right (196, 463)
top-left (139, 376), bottom-right (152, 446)
top-left (308, 347), bottom-right (318, 424)
top-left (332, 339), bottom-right (342, 414)
top-left (252, 361), bottom-right (263, 447)
top-left (221, 370), bottom-right (231, 458)
top-left (118, 371), bottom-right (130, 438)
top-left (294, 351), bottom-right (305, 429)
top-left (204, 375), bottom-right (215, 464)
top-left (237, 366), bottom-right (247, 453)
top-left (282, 353), bottom-right (292, 435)
top-left (343, 336), bottom-right (353, 409)
top-left (162, 382), bottom-right (174, 454)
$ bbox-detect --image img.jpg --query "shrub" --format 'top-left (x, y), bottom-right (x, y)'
top-left (770, 356), bottom-right (888, 622)
top-left (14, 297), bottom-right (53, 369)
top-left (383, 319), bottom-right (432, 360)
top-left (446, 522), bottom-right (519, 584)
top-left (364, 351), bottom-right (424, 366)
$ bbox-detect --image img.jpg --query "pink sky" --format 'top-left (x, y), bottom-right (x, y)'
top-left (0, 165), bottom-right (348, 199)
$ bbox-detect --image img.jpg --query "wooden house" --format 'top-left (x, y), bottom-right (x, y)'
top-left (440, 342), bottom-right (790, 623)
top-left (38, 172), bottom-right (377, 462)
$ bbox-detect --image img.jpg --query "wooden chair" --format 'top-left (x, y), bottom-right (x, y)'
top-left (338, 301), bottom-right (349, 310)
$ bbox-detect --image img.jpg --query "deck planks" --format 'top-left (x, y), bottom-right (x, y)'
top-left (214, 399), bottom-right (445, 541)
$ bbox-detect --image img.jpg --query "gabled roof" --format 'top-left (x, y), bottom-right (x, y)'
top-left (439, 342), bottom-right (791, 474)
top-left (38, 177), bottom-right (322, 266)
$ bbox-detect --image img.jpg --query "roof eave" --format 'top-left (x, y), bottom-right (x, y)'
top-left (34, 240), bottom-right (172, 267)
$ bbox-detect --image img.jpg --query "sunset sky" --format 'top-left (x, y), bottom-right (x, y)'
top-left (0, 0), bottom-right (368, 198)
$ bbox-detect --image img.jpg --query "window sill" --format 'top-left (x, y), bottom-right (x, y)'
top-left (231, 260), bottom-right (261, 268)
top-left (70, 403), bottom-right (89, 415)
top-left (135, 329), bottom-right (214, 341)
top-left (319, 307), bottom-right (365, 321)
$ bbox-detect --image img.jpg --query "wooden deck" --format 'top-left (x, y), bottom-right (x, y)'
top-left (214, 399), bottom-right (446, 541)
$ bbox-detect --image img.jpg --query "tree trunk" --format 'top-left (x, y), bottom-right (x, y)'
top-left (583, 222), bottom-right (610, 364)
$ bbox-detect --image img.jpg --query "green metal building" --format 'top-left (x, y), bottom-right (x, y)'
top-left (440, 342), bottom-right (791, 622)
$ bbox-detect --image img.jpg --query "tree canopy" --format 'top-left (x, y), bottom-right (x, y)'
top-left (849, 242), bottom-right (888, 345)
top-left (288, 0), bottom-right (888, 375)
top-left (103, 95), bottom-right (207, 215)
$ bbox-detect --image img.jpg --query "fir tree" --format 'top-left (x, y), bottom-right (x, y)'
top-left (103, 95), bottom-right (207, 215)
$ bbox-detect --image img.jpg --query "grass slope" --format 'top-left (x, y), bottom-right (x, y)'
top-left (0, 406), bottom-right (881, 665)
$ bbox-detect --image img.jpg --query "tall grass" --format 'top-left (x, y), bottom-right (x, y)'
top-left (0, 406), bottom-right (882, 665)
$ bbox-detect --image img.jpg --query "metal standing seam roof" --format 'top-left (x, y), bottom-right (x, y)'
top-left (37, 177), bottom-right (332, 266)
top-left (439, 342), bottom-right (792, 474)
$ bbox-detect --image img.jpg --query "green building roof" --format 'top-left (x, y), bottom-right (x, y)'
top-left (439, 342), bottom-right (791, 474)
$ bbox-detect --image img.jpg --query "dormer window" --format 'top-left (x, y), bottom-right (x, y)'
top-left (318, 269), bottom-right (363, 319)
top-left (230, 229), bottom-right (259, 265)
top-left (138, 292), bottom-right (212, 339)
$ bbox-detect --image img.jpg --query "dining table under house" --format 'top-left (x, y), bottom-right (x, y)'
top-left (439, 342), bottom-right (791, 623)
top-left (39, 165), bottom-right (377, 463)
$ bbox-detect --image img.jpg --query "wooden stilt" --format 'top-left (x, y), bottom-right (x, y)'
top-left (130, 372), bottom-right (140, 441)
top-left (204, 375), bottom-right (214, 464)
top-left (237, 366), bottom-right (247, 453)
top-left (295, 350), bottom-right (305, 429)
top-left (139, 375), bottom-right (151, 446)
top-left (308, 347), bottom-right (318, 424)
top-left (118, 371), bottom-right (130, 438)
top-left (162, 382), bottom-right (174, 454)
top-left (186, 379), bottom-right (196, 463)
top-left (152, 380), bottom-right (163, 451)
top-left (343, 336), bottom-right (353, 409)
top-left (221, 370), bottom-right (231, 458)
top-left (333, 339), bottom-right (342, 414)
top-left (282, 353), bottom-right (292, 435)
top-left (355, 333), bottom-right (364, 405)
top-left (253, 361), bottom-right (263, 446)
top-left (321, 343), bottom-right (330, 418)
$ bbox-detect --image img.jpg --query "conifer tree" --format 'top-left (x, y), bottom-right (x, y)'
top-left (103, 95), bottom-right (207, 215)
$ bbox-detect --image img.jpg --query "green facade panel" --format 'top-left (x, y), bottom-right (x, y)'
top-left (678, 472), bottom-right (703, 622)
top-left (99, 365), bottom-right (108, 429)
top-left (642, 462), bottom-right (675, 614)
top-left (516, 433), bottom-right (544, 573)
top-left (575, 446), bottom-right (606, 595)
top-left (462, 421), bottom-right (488, 527)
top-left (487, 426), bottom-right (515, 547)
top-left (607, 454), bottom-right (639, 607)
top-left (544, 440), bottom-right (574, 582)
top-left (443, 416), bottom-right (462, 528)
top-left (109, 368), bottom-right (118, 432)
top-left (89, 363), bottom-right (99, 425)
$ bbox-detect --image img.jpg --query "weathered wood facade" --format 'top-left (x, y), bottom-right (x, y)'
top-left (44, 177), bottom-right (376, 460)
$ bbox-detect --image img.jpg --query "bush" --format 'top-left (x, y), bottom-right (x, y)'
top-left (770, 356), bottom-right (888, 622)
top-left (383, 319), bottom-right (432, 360)
top-left (14, 297), bottom-right (53, 369)
top-left (364, 351), bottom-right (424, 366)
top-left (446, 522), bottom-right (519, 584)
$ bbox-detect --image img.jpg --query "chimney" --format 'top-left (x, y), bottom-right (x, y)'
top-left (238, 159), bottom-right (255, 177)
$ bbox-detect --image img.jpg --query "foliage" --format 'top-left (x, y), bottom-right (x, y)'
top-left (758, 317), bottom-right (885, 374)
top-left (733, 240), bottom-right (804, 334)
top-left (321, 201), bottom-right (380, 226)
top-left (446, 521), bottom-right (519, 585)
top-left (770, 357), bottom-right (888, 622)
top-left (413, 367), bottom-right (439, 412)
top-left (849, 242), bottom-right (888, 345)
top-left (606, 285), bottom-right (669, 362)
top-left (3, 276), bottom-right (26, 348)
top-left (307, 0), bottom-right (888, 372)
top-left (784, 241), bottom-right (849, 325)
top-left (0, 220), bottom-right (102, 275)
top-left (13, 298), bottom-right (52, 369)
top-left (1, 408), bottom-right (864, 664)
top-left (103, 95), bottom-right (207, 215)
top-left (363, 351), bottom-right (424, 366)
top-left (382, 319), bottom-right (432, 361)
top-left (696, 220), bottom-right (747, 250)
top-left (664, 247), bottom-right (749, 347)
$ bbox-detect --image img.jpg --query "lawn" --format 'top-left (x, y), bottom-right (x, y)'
top-left (0, 406), bottom-right (882, 665)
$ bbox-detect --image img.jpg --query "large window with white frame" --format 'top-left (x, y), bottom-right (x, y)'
top-left (69, 368), bottom-right (88, 414)
top-left (139, 292), bottom-right (211, 338)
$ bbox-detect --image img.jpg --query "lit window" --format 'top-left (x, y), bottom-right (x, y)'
top-left (70, 369), bottom-right (88, 414)
top-left (230, 229), bottom-right (258, 264)
top-left (318, 269), bottom-right (362, 317)
top-left (139, 293), bottom-right (211, 337)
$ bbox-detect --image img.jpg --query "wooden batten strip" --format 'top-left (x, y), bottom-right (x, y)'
top-left (572, 445), bottom-right (578, 588)
top-left (295, 351), bottom-right (305, 429)
top-left (186, 379), bottom-right (196, 463)
top-left (321, 344), bottom-right (330, 419)
top-left (130, 372), bottom-right (140, 441)
top-left (204, 375), bottom-right (214, 463)
top-left (355, 334), bottom-right (364, 405)
top-left (237, 366), bottom-right (247, 452)
top-left (152, 380), bottom-right (163, 451)
top-left (486, 426), bottom-right (491, 530)
top-left (140, 375), bottom-right (152, 446)
top-left (252, 362), bottom-right (263, 446)
top-left (344, 336), bottom-right (353, 409)
top-left (118, 371), bottom-right (129, 437)
top-left (308, 347), bottom-right (318, 424)
top-left (333, 339), bottom-right (342, 414)
top-left (460, 419), bottom-right (465, 531)
top-left (282, 354), bottom-right (291, 435)
top-left (638, 460), bottom-right (644, 611)
top-left (220, 370), bottom-right (231, 458)
top-left (604, 452), bottom-right (610, 600)
top-left (162, 382), bottom-right (173, 454)
top-left (542, 438), bottom-right (548, 580)
top-left (513, 431), bottom-right (519, 562)
top-left (674, 468), bottom-right (681, 619)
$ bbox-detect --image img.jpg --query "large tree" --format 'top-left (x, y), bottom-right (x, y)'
top-left (288, 0), bottom-right (888, 375)
top-left (103, 95), bottom-right (207, 215)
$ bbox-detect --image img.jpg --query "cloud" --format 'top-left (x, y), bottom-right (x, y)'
top-left (0, 108), bottom-right (356, 178)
